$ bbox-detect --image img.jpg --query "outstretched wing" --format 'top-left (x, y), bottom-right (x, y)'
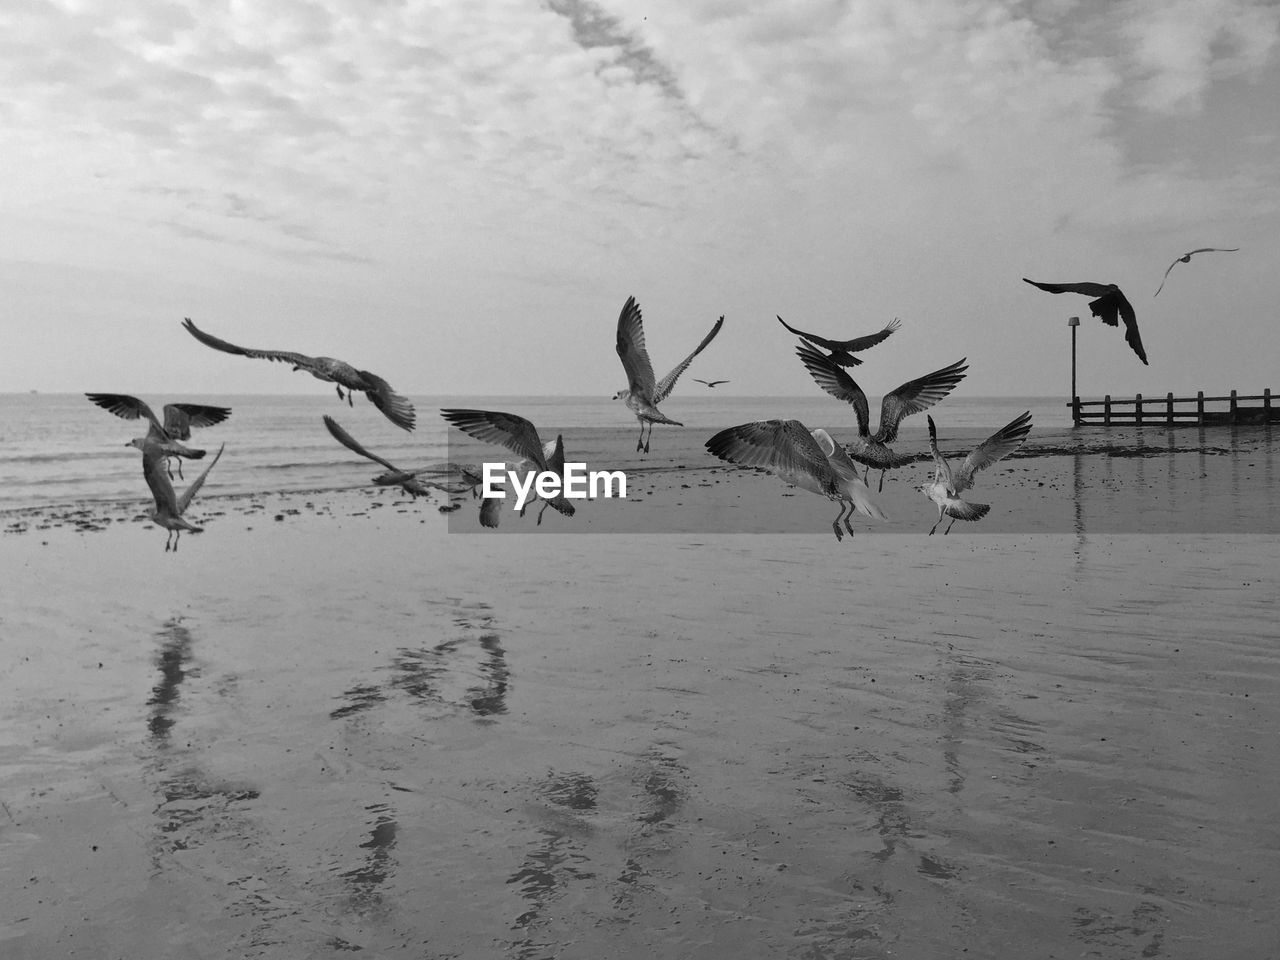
top-left (705, 419), bottom-right (834, 496)
top-left (1022, 278), bottom-right (1118, 299)
top-left (440, 408), bottom-right (548, 470)
top-left (323, 414), bottom-right (400, 472)
top-left (875, 358), bottom-right (967, 444)
top-left (358, 369), bottom-right (416, 431)
top-left (181, 318), bottom-right (317, 367)
top-left (654, 314), bottom-right (724, 402)
top-left (176, 443), bottom-right (225, 514)
top-left (795, 342), bottom-right (872, 435)
top-left (926, 415), bottom-right (953, 487)
top-left (615, 297), bottom-right (656, 398)
top-left (1084, 289), bottom-right (1146, 364)
top-left (777, 316), bottom-right (899, 366)
top-left (952, 411), bottom-right (1032, 492)
top-left (163, 403), bottom-right (231, 440)
top-left (86, 393), bottom-right (163, 434)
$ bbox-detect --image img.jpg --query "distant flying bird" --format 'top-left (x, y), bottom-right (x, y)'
top-left (86, 392), bottom-right (230, 478)
top-left (776, 316), bottom-right (901, 367)
top-left (439, 409), bottom-right (575, 523)
top-left (322, 415), bottom-right (455, 499)
top-left (796, 341), bottom-right (967, 491)
top-left (1153, 247), bottom-right (1239, 297)
top-left (1021, 279), bottom-right (1147, 364)
top-left (693, 379), bottom-right (730, 388)
top-left (919, 412), bottom-right (1031, 535)
top-left (180, 318), bottom-right (416, 430)
top-left (140, 439), bottom-right (225, 551)
top-left (705, 419), bottom-right (888, 541)
top-left (614, 296), bottom-right (724, 453)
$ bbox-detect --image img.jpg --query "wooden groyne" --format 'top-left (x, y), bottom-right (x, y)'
top-left (1070, 390), bottom-right (1279, 426)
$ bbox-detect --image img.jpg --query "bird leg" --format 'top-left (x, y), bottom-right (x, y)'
top-left (335, 385), bottom-right (345, 402)
top-left (831, 502), bottom-right (845, 541)
top-left (928, 506), bottom-right (943, 535)
top-left (877, 469), bottom-right (886, 493)
top-left (537, 502), bottom-right (549, 525)
top-left (944, 518), bottom-right (957, 535)
top-left (841, 502), bottom-right (858, 538)
top-left (635, 423), bottom-right (645, 452)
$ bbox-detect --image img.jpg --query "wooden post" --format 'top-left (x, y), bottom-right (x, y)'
top-left (1134, 393), bottom-right (1143, 423)
top-left (1166, 392), bottom-right (1174, 425)
top-left (1197, 390), bottom-right (1205, 425)
top-left (1104, 394), bottom-right (1112, 425)
top-left (1230, 389), bottom-right (1238, 423)
top-left (1265, 388), bottom-right (1272, 419)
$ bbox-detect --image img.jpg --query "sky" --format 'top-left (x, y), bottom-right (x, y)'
top-left (2, 0), bottom-right (1278, 400)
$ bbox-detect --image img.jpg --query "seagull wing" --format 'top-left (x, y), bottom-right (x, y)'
top-left (181, 318), bottom-right (317, 367)
top-left (811, 428), bottom-right (889, 520)
top-left (1153, 260), bottom-right (1179, 297)
top-left (440, 408), bottom-right (548, 470)
top-left (1156, 248), bottom-right (1239, 297)
top-left (358, 370), bottom-right (416, 431)
top-left (1109, 289), bottom-right (1147, 364)
top-left (86, 393), bottom-right (164, 434)
top-left (875, 358), bottom-right (968, 444)
top-left (164, 403), bottom-right (231, 439)
top-left (141, 442), bottom-right (179, 514)
top-left (478, 494), bottom-right (502, 528)
top-left (654, 314), bottom-right (724, 403)
top-left (951, 411), bottom-right (1032, 493)
top-left (615, 296), bottom-right (656, 398)
top-left (1022, 278), bottom-right (1118, 299)
top-left (175, 443), bottom-right (225, 514)
top-left (926, 415), bottom-right (953, 487)
top-left (776, 315), bottom-right (838, 351)
top-left (705, 419), bottom-right (834, 496)
top-left (323, 414), bottom-right (401, 472)
top-left (795, 341), bottom-right (872, 435)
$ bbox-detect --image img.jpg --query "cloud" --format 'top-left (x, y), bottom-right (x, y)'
top-left (1119, 0), bottom-right (1280, 112)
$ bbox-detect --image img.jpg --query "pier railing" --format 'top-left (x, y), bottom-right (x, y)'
top-left (1069, 390), bottom-right (1278, 426)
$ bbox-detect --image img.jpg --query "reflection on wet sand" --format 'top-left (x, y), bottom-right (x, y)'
top-left (338, 802), bottom-right (399, 919)
top-left (147, 617), bottom-right (196, 743)
top-left (505, 747), bottom-right (689, 956)
top-left (329, 602), bottom-right (509, 721)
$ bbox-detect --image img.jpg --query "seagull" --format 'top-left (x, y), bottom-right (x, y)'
top-left (322, 415), bottom-right (456, 499)
top-left (1153, 247), bottom-right (1239, 297)
top-left (86, 392), bottom-right (229, 478)
top-left (140, 439), bottom-right (225, 551)
top-left (614, 296), bottom-right (724, 453)
top-left (181, 318), bottom-right (416, 430)
top-left (693, 379), bottom-right (731, 388)
top-left (439, 409), bottom-right (575, 524)
top-left (705, 419), bottom-right (888, 541)
top-left (796, 341), bottom-right (968, 491)
top-left (1021, 279), bottom-right (1147, 364)
top-left (919, 411), bottom-right (1031, 535)
top-left (776, 316), bottom-right (901, 367)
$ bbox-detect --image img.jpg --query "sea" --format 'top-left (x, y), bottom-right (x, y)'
top-left (2, 393), bottom-right (1276, 533)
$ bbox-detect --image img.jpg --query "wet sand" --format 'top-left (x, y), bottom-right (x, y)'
top-left (2, 472), bottom-right (1279, 957)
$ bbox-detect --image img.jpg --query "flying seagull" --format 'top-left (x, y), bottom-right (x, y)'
top-left (140, 439), bottom-right (225, 551)
top-left (322, 415), bottom-right (455, 499)
top-left (181, 318), bottom-right (416, 430)
top-left (693, 379), bottom-right (731, 388)
top-left (776, 316), bottom-right (901, 367)
top-left (1153, 247), bottom-right (1239, 297)
top-left (1021, 279), bottom-right (1147, 364)
top-left (614, 296), bottom-right (724, 453)
top-left (86, 392), bottom-right (229, 478)
top-left (439, 409), bottom-right (575, 524)
top-left (705, 419), bottom-right (888, 541)
top-left (796, 341), bottom-right (968, 491)
top-left (919, 412), bottom-right (1031, 535)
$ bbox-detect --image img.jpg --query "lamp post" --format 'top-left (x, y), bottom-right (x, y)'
top-left (1068, 316), bottom-right (1080, 426)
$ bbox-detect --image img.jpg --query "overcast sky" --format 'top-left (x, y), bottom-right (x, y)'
top-left (3, 0), bottom-right (1277, 399)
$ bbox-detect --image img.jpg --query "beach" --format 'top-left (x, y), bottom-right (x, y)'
top-left (2, 458), bottom-right (1279, 958)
